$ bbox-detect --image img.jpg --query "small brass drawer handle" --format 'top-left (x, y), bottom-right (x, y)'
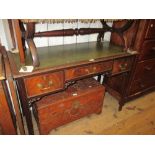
top-left (151, 47), bottom-right (155, 51)
top-left (85, 68), bottom-right (90, 73)
top-left (119, 63), bottom-right (127, 71)
top-left (140, 83), bottom-right (145, 88)
top-left (145, 66), bottom-right (152, 71)
top-left (150, 24), bottom-right (154, 28)
top-left (37, 80), bottom-right (53, 91)
top-left (93, 67), bottom-right (97, 71)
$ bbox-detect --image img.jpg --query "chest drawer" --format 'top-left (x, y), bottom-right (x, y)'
top-left (133, 58), bottom-right (155, 81)
top-left (24, 71), bottom-right (64, 98)
top-left (65, 61), bottom-right (112, 81)
top-left (129, 77), bottom-right (155, 95)
top-left (145, 20), bottom-right (155, 39)
top-left (140, 40), bottom-right (155, 60)
top-left (112, 57), bottom-right (133, 75)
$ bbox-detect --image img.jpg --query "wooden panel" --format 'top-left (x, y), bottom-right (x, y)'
top-left (110, 20), bottom-right (140, 49)
top-left (24, 71), bottom-right (64, 98)
top-left (145, 20), bottom-right (155, 39)
top-left (0, 53), bottom-right (5, 80)
top-left (13, 20), bottom-right (25, 64)
top-left (0, 82), bottom-right (16, 135)
top-left (33, 78), bottom-right (105, 134)
top-left (129, 77), bottom-right (155, 95)
top-left (112, 57), bottom-right (134, 75)
top-left (65, 61), bottom-right (113, 81)
top-left (104, 73), bottom-right (128, 96)
top-left (133, 58), bottom-right (155, 81)
top-left (140, 40), bottom-right (155, 60)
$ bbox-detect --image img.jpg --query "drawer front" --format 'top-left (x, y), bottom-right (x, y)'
top-left (133, 58), bottom-right (155, 81)
top-left (112, 57), bottom-right (133, 74)
top-left (24, 71), bottom-right (64, 98)
top-left (145, 20), bottom-right (155, 39)
top-left (129, 77), bottom-right (155, 95)
top-left (140, 40), bottom-right (155, 60)
top-left (65, 61), bottom-right (112, 81)
top-left (105, 73), bottom-right (128, 95)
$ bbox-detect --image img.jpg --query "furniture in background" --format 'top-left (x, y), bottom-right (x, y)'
top-left (109, 20), bottom-right (155, 101)
top-left (127, 20), bottom-right (155, 99)
top-left (0, 46), bottom-right (16, 134)
top-left (0, 45), bottom-right (25, 134)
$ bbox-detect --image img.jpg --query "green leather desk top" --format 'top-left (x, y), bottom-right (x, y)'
top-left (9, 41), bottom-right (134, 78)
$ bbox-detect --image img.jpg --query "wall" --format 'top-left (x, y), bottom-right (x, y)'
top-left (0, 19), bottom-right (13, 50)
top-left (0, 19), bottom-right (112, 49)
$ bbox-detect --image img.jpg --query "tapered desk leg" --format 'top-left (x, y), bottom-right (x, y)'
top-left (16, 78), bottom-right (34, 135)
top-left (97, 74), bottom-right (102, 83)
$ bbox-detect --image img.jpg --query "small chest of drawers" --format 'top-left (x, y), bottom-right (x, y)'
top-left (127, 19), bottom-right (155, 97)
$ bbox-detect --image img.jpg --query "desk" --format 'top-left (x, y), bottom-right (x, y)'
top-left (7, 41), bottom-right (137, 134)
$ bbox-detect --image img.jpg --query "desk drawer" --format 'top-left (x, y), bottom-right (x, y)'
top-left (140, 40), bottom-right (155, 60)
top-left (133, 58), bottom-right (155, 81)
top-left (24, 71), bottom-right (64, 98)
top-left (145, 20), bottom-right (155, 39)
top-left (129, 77), bottom-right (155, 95)
top-left (65, 61), bottom-right (112, 81)
top-left (112, 57), bottom-right (133, 74)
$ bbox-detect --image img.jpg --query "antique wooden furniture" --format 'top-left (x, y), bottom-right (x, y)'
top-left (33, 78), bottom-right (105, 134)
top-left (108, 19), bottom-right (155, 104)
top-left (13, 19), bottom-right (134, 67)
top-left (127, 20), bottom-right (155, 99)
top-left (5, 19), bottom-right (138, 134)
top-left (0, 45), bottom-right (25, 134)
top-left (6, 41), bottom-right (137, 134)
top-left (0, 46), bottom-right (16, 134)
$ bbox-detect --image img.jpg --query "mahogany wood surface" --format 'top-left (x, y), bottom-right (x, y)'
top-left (24, 71), bottom-right (64, 98)
top-left (0, 53), bottom-right (5, 80)
top-left (110, 20), bottom-right (140, 50)
top-left (139, 40), bottom-right (155, 60)
top-left (0, 46), bottom-right (16, 134)
top-left (13, 20), bottom-right (25, 65)
top-left (145, 20), bottom-right (155, 39)
top-left (65, 61), bottom-right (113, 81)
top-left (131, 58), bottom-right (155, 81)
top-left (110, 20), bottom-right (155, 102)
top-left (0, 81), bottom-right (17, 135)
top-left (1, 46), bottom-right (25, 134)
top-left (127, 20), bottom-right (155, 98)
top-left (6, 41), bottom-right (137, 134)
top-left (33, 78), bottom-right (105, 134)
top-left (112, 56), bottom-right (134, 75)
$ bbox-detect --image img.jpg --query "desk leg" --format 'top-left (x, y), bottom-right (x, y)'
top-left (118, 100), bottom-right (124, 111)
top-left (97, 74), bottom-right (102, 83)
top-left (16, 78), bottom-right (34, 135)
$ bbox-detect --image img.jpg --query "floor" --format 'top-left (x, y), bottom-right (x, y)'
top-left (24, 91), bottom-right (155, 135)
